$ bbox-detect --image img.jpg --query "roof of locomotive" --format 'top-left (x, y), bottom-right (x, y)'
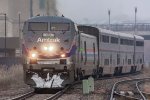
top-left (26, 16), bottom-right (74, 23)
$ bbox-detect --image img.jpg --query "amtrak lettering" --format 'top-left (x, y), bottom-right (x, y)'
top-left (37, 37), bottom-right (60, 43)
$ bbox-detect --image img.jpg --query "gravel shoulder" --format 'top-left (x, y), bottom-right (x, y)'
top-left (0, 68), bottom-right (150, 100)
top-left (58, 68), bottom-right (150, 100)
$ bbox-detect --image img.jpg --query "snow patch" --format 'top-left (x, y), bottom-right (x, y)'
top-left (31, 74), bottom-right (45, 87)
top-left (31, 73), bottom-right (64, 88)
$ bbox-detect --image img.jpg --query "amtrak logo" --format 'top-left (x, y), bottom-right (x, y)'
top-left (37, 37), bottom-right (60, 43)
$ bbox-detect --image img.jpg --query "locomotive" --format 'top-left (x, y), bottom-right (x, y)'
top-left (22, 16), bottom-right (144, 88)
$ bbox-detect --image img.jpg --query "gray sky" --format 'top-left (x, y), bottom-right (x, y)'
top-left (57, 0), bottom-right (150, 24)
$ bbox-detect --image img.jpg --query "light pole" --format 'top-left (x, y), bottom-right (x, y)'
top-left (18, 12), bottom-right (22, 56)
top-left (108, 9), bottom-right (111, 30)
top-left (133, 7), bottom-right (137, 68)
top-left (46, 0), bottom-right (50, 16)
top-left (18, 12), bottom-right (21, 39)
top-left (134, 7), bottom-right (137, 33)
top-left (30, 0), bottom-right (33, 17)
top-left (0, 13), bottom-right (7, 57)
top-left (4, 13), bottom-right (6, 57)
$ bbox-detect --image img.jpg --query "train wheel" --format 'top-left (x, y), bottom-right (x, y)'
top-left (92, 69), bottom-right (98, 79)
top-left (75, 69), bottom-right (79, 81)
top-left (119, 67), bottom-right (123, 75)
top-left (134, 66), bottom-right (136, 72)
top-left (135, 66), bottom-right (137, 72)
top-left (69, 70), bottom-right (75, 82)
top-left (133, 66), bottom-right (135, 73)
top-left (76, 68), bottom-right (84, 80)
top-left (141, 64), bottom-right (144, 69)
top-left (97, 67), bottom-right (103, 78)
top-left (130, 66), bottom-right (132, 73)
top-left (130, 66), bottom-right (134, 73)
top-left (114, 67), bottom-right (119, 76)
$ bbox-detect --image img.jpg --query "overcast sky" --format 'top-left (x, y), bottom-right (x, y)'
top-left (57, 0), bottom-right (150, 24)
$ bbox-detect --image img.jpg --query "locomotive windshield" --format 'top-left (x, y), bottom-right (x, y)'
top-left (50, 23), bottom-right (70, 31)
top-left (28, 22), bottom-right (48, 31)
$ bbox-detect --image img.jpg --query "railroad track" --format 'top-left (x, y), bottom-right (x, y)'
top-left (136, 79), bottom-right (150, 100)
top-left (10, 87), bottom-right (70, 100)
top-left (44, 81), bottom-right (81, 100)
top-left (110, 78), bottom-right (150, 100)
top-left (10, 72), bottom-right (142, 100)
top-left (11, 91), bottom-right (35, 100)
top-left (44, 85), bottom-right (71, 100)
top-left (10, 81), bottom-right (80, 100)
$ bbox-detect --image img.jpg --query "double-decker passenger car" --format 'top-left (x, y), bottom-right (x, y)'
top-left (22, 16), bottom-right (144, 89)
top-left (78, 25), bottom-right (144, 77)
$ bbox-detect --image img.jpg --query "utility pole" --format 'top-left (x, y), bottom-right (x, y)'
top-left (46, 0), bottom-right (50, 16)
top-left (4, 13), bottom-right (6, 57)
top-left (18, 12), bottom-right (22, 56)
top-left (133, 7), bottom-right (137, 68)
top-left (30, 0), bottom-right (33, 17)
top-left (0, 13), bottom-right (7, 57)
top-left (135, 7), bottom-right (137, 33)
top-left (108, 9), bottom-right (111, 30)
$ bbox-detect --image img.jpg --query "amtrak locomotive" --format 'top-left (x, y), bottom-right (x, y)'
top-left (22, 16), bottom-right (144, 88)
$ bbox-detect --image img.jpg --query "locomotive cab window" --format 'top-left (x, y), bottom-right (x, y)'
top-left (50, 23), bottom-right (70, 31)
top-left (28, 22), bottom-right (48, 31)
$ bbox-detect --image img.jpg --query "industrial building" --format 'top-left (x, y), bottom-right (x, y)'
top-left (0, 0), bottom-right (57, 58)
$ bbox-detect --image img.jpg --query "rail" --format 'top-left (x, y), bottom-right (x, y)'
top-left (136, 79), bottom-right (150, 100)
top-left (11, 91), bottom-right (35, 100)
top-left (136, 81), bottom-right (147, 100)
top-left (110, 77), bottom-right (150, 100)
top-left (44, 81), bottom-right (80, 100)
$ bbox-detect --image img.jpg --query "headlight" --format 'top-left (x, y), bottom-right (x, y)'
top-left (30, 52), bottom-right (38, 59)
top-left (43, 46), bottom-right (54, 51)
top-left (44, 46), bottom-right (48, 51)
top-left (61, 54), bottom-right (66, 58)
top-left (48, 46), bottom-right (54, 51)
top-left (31, 53), bottom-right (36, 58)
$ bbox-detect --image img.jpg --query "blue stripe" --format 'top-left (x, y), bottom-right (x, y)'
top-left (67, 45), bottom-right (77, 57)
